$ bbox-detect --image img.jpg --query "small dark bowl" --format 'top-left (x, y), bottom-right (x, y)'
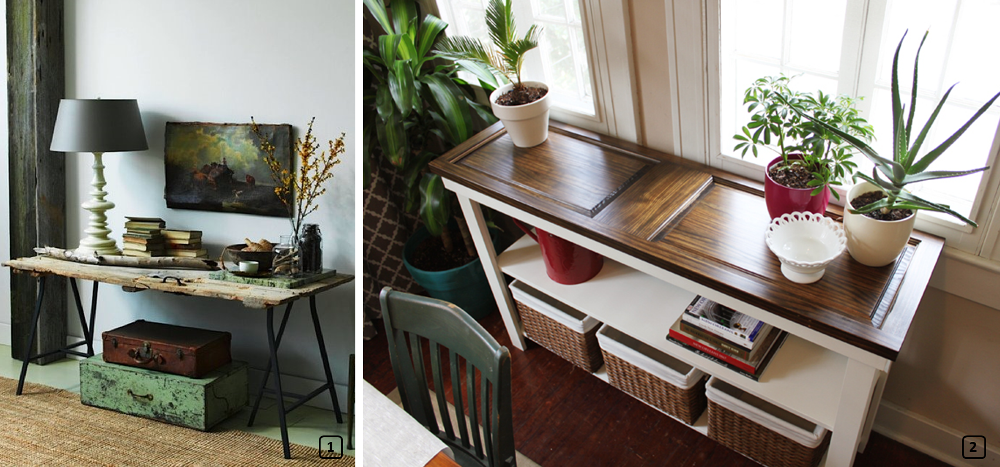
top-left (224, 243), bottom-right (274, 272)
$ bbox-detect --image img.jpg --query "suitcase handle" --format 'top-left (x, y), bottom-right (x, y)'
top-left (127, 389), bottom-right (154, 402)
top-left (127, 342), bottom-right (166, 365)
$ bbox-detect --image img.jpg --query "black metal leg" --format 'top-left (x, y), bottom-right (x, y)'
top-left (248, 302), bottom-right (293, 426)
top-left (265, 306), bottom-right (292, 459)
top-left (310, 295), bottom-right (343, 423)
top-left (69, 279), bottom-right (96, 356)
top-left (88, 282), bottom-right (100, 356)
top-left (17, 276), bottom-right (47, 395)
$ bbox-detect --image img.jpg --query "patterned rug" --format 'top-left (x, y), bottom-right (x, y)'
top-left (0, 377), bottom-right (353, 466)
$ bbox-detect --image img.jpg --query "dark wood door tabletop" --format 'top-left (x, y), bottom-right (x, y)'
top-left (431, 122), bottom-right (943, 361)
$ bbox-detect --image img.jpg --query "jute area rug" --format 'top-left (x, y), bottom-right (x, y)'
top-left (386, 388), bottom-right (541, 467)
top-left (0, 377), bottom-right (353, 466)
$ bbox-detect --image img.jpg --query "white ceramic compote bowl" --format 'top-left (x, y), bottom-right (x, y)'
top-left (765, 212), bottom-right (847, 284)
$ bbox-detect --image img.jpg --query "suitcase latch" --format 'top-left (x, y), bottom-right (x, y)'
top-left (111, 337), bottom-right (118, 348)
top-left (177, 349), bottom-right (183, 360)
top-left (127, 341), bottom-right (165, 365)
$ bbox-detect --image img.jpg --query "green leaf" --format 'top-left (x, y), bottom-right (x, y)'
top-left (363, 0), bottom-right (393, 35)
top-left (378, 34), bottom-right (401, 64)
top-left (397, 34), bottom-right (418, 62)
top-left (389, 60), bottom-right (415, 119)
top-left (390, 0), bottom-right (416, 36)
top-left (457, 60), bottom-right (499, 90)
top-left (901, 167), bottom-right (990, 185)
top-left (375, 84), bottom-right (394, 120)
top-left (375, 109), bottom-right (408, 168)
top-left (422, 73), bottom-right (475, 145)
top-left (416, 15), bottom-right (448, 61)
top-left (909, 90), bottom-right (1000, 174)
top-left (419, 173), bottom-right (451, 236)
top-left (402, 151), bottom-right (440, 212)
top-left (890, 31), bottom-right (906, 164)
top-left (896, 190), bottom-right (978, 226)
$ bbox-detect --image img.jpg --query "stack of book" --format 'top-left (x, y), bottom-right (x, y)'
top-left (163, 230), bottom-right (208, 258)
top-left (667, 296), bottom-right (787, 380)
top-left (122, 217), bottom-right (166, 257)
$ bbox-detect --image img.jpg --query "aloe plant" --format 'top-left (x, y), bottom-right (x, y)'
top-left (433, 0), bottom-right (541, 98)
top-left (363, 0), bottom-right (496, 251)
top-left (790, 31), bottom-right (999, 227)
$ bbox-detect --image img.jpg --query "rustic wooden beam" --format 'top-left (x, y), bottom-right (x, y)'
top-left (7, 0), bottom-right (66, 364)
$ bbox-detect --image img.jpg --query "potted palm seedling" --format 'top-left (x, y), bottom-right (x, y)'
top-left (434, 0), bottom-right (549, 147)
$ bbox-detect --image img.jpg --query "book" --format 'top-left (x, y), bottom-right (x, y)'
top-left (166, 242), bottom-right (203, 250)
top-left (124, 217), bottom-right (166, 231)
top-left (122, 235), bottom-right (165, 245)
top-left (667, 320), bottom-right (783, 375)
top-left (681, 296), bottom-right (768, 348)
top-left (124, 227), bottom-right (163, 235)
top-left (163, 229), bottom-right (202, 240)
top-left (121, 250), bottom-right (161, 257)
top-left (165, 249), bottom-right (208, 258)
top-left (679, 320), bottom-right (752, 359)
top-left (667, 324), bottom-right (786, 381)
top-left (122, 242), bottom-right (165, 253)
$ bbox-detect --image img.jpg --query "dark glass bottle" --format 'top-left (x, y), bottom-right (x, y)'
top-left (299, 224), bottom-right (323, 273)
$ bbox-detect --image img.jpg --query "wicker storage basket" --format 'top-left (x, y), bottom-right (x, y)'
top-left (510, 280), bottom-right (603, 372)
top-left (598, 324), bottom-right (707, 425)
top-left (706, 377), bottom-right (830, 467)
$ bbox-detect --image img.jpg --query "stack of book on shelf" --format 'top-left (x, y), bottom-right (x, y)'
top-left (163, 230), bottom-right (208, 258)
top-left (122, 217), bottom-right (166, 257)
top-left (667, 296), bottom-right (787, 381)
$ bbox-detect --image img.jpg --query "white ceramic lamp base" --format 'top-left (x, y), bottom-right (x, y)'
top-left (75, 152), bottom-right (121, 256)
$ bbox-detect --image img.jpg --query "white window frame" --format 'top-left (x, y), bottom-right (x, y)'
top-left (670, 0), bottom-right (1000, 259)
top-left (425, 0), bottom-right (641, 143)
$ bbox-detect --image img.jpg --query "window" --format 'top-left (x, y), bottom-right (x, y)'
top-left (716, 0), bottom-right (1000, 251)
top-left (431, 0), bottom-right (640, 140)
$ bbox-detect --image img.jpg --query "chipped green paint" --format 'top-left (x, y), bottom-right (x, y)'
top-left (208, 269), bottom-right (339, 288)
top-left (80, 355), bottom-right (247, 431)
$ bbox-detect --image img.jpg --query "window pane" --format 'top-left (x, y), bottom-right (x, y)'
top-left (867, 0), bottom-right (1000, 218)
top-left (720, 0), bottom-right (846, 167)
top-left (436, 0), bottom-right (596, 117)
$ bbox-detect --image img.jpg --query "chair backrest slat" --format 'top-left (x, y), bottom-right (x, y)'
top-left (380, 287), bottom-right (514, 467)
top-left (450, 349), bottom-right (471, 448)
top-left (467, 360), bottom-right (484, 458)
top-left (429, 340), bottom-right (455, 440)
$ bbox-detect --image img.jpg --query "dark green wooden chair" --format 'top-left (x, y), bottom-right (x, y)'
top-left (379, 287), bottom-right (515, 467)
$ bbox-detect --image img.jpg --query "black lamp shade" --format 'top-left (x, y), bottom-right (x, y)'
top-left (50, 99), bottom-right (149, 153)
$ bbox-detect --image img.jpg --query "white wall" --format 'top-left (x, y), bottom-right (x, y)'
top-left (53, 0), bottom-right (355, 410)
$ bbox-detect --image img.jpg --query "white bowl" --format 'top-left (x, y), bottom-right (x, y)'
top-left (765, 212), bottom-right (846, 284)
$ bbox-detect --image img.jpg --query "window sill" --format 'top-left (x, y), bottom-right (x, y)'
top-left (928, 246), bottom-right (1000, 311)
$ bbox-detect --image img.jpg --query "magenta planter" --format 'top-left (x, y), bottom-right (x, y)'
top-left (764, 155), bottom-right (830, 219)
top-left (513, 219), bottom-right (603, 285)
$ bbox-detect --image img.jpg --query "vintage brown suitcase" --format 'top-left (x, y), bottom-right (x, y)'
top-left (102, 320), bottom-right (232, 378)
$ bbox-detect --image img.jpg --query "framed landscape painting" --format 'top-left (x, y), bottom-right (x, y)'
top-left (164, 122), bottom-right (292, 216)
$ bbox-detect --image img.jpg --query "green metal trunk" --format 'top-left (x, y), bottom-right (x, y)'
top-left (80, 354), bottom-right (248, 431)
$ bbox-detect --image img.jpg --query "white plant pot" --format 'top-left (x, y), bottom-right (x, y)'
top-left (843, 181), bottom-right (917, 267)
top-left (489, 81), bottom-right (550, 148)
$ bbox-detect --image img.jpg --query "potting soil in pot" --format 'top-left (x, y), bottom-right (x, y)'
top-left (851, 191), bottom-right (913, 221)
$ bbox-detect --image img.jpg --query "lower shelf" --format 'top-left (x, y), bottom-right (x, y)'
top-left (500, 234), bottom-right (845, 430)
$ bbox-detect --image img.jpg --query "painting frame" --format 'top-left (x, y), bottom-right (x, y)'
top-left (164, 122), bottom-right (292, 217)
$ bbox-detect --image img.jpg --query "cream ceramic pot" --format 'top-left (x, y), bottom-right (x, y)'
top-left (489, 81), bottom-right (550, 147)
top-left (843, 181), bottom-right (917, 267)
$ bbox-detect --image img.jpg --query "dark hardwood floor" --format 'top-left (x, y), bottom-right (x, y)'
top-left (364, 307), bottom-right (947, 467)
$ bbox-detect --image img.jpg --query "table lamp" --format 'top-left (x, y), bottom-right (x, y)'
top-left (50, 99), bottom-right (148, 256)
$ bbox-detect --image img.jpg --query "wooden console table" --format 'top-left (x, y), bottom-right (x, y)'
top-left (430, 122), bottom-right (943, 467)
top-left (3, 256), bottom-right (354, 459)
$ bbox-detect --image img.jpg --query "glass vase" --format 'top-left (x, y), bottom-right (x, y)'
top-left (298, 224), bottom-right (323, 274)
top-left (272, 235), bottom-right (299, 276)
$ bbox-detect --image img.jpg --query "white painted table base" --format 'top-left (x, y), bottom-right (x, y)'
top-left (450, 183), bottom-right (894, 467)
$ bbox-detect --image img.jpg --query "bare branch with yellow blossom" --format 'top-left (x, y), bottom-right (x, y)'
top-left (251, 117), bottom-right (344, 240)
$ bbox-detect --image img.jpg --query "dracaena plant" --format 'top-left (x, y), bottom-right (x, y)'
top-left (433, 0), bottom-right (541, 97)
top-left (734, 74), bottom-right (875, 199)
top-left (791, 31), bottom-right (1000, 226)
top-left (363, 0), bottom-right (496, 253)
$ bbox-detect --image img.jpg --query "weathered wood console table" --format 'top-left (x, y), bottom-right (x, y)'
top-left (3, 256), bottom-right (354, 459)
top-left (430, 122), bottom-right (943, 467)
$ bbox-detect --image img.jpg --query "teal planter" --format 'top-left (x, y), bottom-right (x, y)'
top-left (403, 225), bottom-right (497, 320)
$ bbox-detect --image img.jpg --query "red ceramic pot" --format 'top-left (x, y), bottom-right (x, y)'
top-left (764, 155), bottom-right (830, 219)
top-left (514, 219), bottom-right (603, 285)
